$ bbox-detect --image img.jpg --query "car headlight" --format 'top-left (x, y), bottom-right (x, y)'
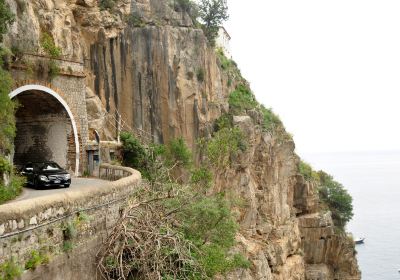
top-left (64, 174), bottom-right (71, 180)
top-left (39, 175), bottom-right (49, 182)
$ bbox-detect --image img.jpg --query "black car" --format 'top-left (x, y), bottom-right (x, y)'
top-left (21, 162), bottom-right (71, 188)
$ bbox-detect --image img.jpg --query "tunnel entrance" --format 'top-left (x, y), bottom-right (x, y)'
top-left (9, 85), bottom-right (80, 175)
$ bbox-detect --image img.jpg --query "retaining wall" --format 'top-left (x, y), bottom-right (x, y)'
top-left (0, 164), bottom-right (141, 280)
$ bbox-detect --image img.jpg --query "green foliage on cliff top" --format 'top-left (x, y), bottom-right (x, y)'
top-left (299, 160), bottom-right (319, 182)
top-left (228, 84), bottom-right (285, 136)
top-left (198, 0), bottom-right (229, 45)
top-left (318, 171), bottom-right (354, 228)
top-left (260, 105), bottom-right (282, 133)
top-left (0, 0), bottom-right (14, 43)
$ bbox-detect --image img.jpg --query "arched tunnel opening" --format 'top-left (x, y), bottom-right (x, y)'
top-left (11, 90), bottom-right (77, 172)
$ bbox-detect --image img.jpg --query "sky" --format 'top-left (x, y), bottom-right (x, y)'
top-left (225, 0), bottom-right (400, 155)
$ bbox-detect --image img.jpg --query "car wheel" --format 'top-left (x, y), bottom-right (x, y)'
top-left (64, 184), bottom-right (70, 188)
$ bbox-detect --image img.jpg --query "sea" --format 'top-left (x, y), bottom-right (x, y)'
top-left (304, 150), bottom-right (400, 280)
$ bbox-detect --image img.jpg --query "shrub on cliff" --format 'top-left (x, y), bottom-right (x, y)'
top-left (100, 133), bottom-right (250, 279)
top-left (228, 84), bottom-right (257, 115)
top-left (207, 127), bottom-right (246, 169)
top-left (318, 171), bottom-right (354, 228)
top-left (40, 32), bottom-right (62, 58)
top-left (260, 105), bottom-right (282, 133)
top-left (165, 137), bottom-right (192, 168)
top-left (299, 160), bottom-right (319, 182)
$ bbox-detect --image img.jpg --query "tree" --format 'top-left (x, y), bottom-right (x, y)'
top-left (318, 171), bottom-right (354, 228)
top-left (198, 0), bottom-right (229, 45)
top-left (0, 0), bottom-right (14, 43)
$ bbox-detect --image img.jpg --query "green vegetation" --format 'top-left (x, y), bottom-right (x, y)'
top-left (105, 131), bottom-right (250, 279)
top-left (120, 131), bottom-right (155, 181)
top-left (179, 194), bottom-right (250, 277)
top-left (228, 84), bottom-right (257, 115)
top-left (60, 213), bottom-right (90, 253)
top-left (318, 171), bottom-right (353, 228)
top-left (0, 175), bottom-right (25, 204)
top-left (190, 167), bottom-right (213, 189)
top-left (165, 137), bottom-right (192, 168)
top-left (227, 84), bottom-right (285, 136)
top-left (127, 13), bottom-right (145, 27)
top-left (121, 132), bottom-right (193, 181)
top-left (0, 156), bottom-right (11, 174)
top-left (99, 0), bottom-right (116, 10)
top-left (207, 127), bottom-right (246, 169)
top-left (0, 258), bottom-right (22, 280)
top-left (0, 0), bottom-right (14, 43)
top-left (40, 33), bottom-right (61, 58)
top-left (216, 48), bottom-right (233, 70)
top-left (0, 64), bottom-right (16, 153)
top-left (0, 2), bottom-right (24, 205)
top-left (196, 68), bottom-right (205, 82)
top-left (298, 161), bottom-right (354, 229)
top-left (47, 60), bottom-right (60, 80)
top-left (298, 161), bottom-right (319, 182)
top-left (198, 0), bottom-right (229, 45)
top-left (25, 250), bottom-right (49, 270)
top-left (62, 221), bottom-right (77, 241)
top-left (62, 241), bottom-right (74, 252)
top-left (260, 105), bottom-right (282, 133)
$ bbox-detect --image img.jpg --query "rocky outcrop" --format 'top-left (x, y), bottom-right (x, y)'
top-left (4, 0), bottom-right (360, 279)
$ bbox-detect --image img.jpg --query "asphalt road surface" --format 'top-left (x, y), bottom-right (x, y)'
top-left (10, 177), bottom-right (108, 203)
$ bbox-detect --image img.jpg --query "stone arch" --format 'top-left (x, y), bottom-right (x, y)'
top-left (9, 84), bottom-right (80, 176)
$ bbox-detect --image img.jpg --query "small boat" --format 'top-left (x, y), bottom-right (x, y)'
top-left (354, 237), bottom-right (365, 244)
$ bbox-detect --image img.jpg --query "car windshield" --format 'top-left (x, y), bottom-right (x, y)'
top-left (37, 162), bottom-right (61, 171)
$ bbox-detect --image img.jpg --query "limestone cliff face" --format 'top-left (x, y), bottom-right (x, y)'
top-left (5, 0), bottom-right (360, 279)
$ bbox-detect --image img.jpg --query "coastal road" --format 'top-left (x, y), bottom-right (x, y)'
top-left (9, 177), bottom-right (108, 203)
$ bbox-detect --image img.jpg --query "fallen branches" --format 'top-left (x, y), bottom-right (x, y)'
top-left (97, 196), bottom-right (206, 280)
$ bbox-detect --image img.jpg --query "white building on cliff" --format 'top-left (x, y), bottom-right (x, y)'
top-left (216, 26), bottom-right (232, 58)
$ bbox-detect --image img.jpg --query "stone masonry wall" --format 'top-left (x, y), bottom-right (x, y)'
top-left (0, 164), bottom-right (141, 280)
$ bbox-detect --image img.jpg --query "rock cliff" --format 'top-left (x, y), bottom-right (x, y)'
top-left (4, 0), bottom-right (360, 279)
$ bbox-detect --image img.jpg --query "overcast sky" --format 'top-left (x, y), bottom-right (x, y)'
top-left (225, 0), bottom-right (400, 155)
